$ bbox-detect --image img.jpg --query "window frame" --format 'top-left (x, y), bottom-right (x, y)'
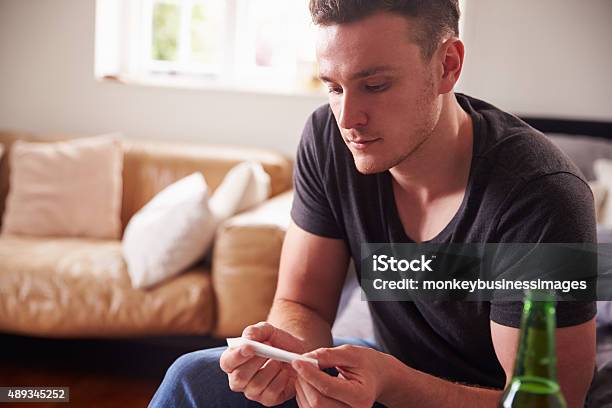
top-left (95, 0), bottom-right (326, 96)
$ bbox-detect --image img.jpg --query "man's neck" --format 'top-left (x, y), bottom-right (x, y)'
top-left (389, 93), bottom-right (473, 204)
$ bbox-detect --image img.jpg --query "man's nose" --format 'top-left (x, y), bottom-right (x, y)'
top-left (338, 93), bottom-right (368, 129)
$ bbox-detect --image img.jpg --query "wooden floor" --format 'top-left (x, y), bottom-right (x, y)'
top-left (0, 334), bottom-right (225, 408)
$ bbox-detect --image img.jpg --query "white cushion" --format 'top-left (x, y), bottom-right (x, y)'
top-left (122, 173), bottom-right (216, 289)
top-left (122, 162), bottom-right (270, 289)
top-left (209, 161), bottom-right (270, 219)
top-left (594, 159), bottom-right (612, 226)
top-left (1, 136), bottom-right (123, 239)
top-left (589, 181), bottom-right (608, 224)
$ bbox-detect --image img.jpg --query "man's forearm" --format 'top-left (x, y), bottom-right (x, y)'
top-left (379, 353), bottom-right (502, 408)
top-left (267, 298), bottom-right (333, 352)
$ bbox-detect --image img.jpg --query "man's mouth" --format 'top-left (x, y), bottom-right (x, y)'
top-left (348, 138), bottom-right (381, 150)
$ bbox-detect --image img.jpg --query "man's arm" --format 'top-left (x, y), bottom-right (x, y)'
top-left (375, 355), bottom-right (501, 408)
top-left (292, 343), bottom-right (503, 407)
top-left (219, 221), bottom-right (349, 406)
top-left (267, 220), bottom-right (350, 352)
top-left (375, 319), bottom-right (595, 408)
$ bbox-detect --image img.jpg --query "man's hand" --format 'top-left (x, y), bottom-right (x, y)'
top-left (219, 322), bottom-right (307, 407)
top-left (292, 345), bottom-right (389, 408)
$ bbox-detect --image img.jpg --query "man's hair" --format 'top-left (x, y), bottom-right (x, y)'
top-left (309, 0), bottom-right (460, 60)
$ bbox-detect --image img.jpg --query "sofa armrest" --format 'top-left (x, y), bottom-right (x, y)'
top-left (211, 191), bottom-right (293, 337)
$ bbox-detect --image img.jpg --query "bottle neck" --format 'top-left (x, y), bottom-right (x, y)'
top-left (513, 299), bottom-right (558, 381)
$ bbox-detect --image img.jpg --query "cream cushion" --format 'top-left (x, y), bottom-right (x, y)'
top-left (594, 159), bottom-right (612, 226)
top-left (122, 172), bottom-right (216, 289)
top-left (122, 163), bottom-right (271, 289)
top-left (588, 181), bottom-right (608, 224)
top-left (1, 136), bottom-right (123, 239)
top-left (209, 161), bottom-right (271, 218)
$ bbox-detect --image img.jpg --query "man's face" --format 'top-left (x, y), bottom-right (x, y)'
top-left (316, 12), bottom-right (443, 174)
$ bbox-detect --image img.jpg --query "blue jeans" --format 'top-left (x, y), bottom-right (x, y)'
top-left (149, 338), bottom-right (386, 408)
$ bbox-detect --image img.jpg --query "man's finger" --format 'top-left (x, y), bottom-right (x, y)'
top-left (259, 366), bottom-right (299, 407)
top-left (242, 321), bottom-right (275, 342)
top-left (303, 345), bottom-right (361, 369)
top-left (292, 360), bottom-right (355, 404)
top-left (243, 359), bottom-right (282, 400)
top-left (295, 379), bottom-right (310, 408)
top-left (297, 377), bottom-right (350, 408)
top-left (220, 345), bottom-right (258, 373)
top-left (227, 355), bottom-right (268, 392)
top-left (242, 321), bottom-right (305, 352)
top-left (262, 364), bottom-right (296, 398)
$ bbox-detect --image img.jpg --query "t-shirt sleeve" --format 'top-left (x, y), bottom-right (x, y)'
top-left (489, 172), bottom-right (597, 328)
top-left (290, 110), bottom-right (344, 239)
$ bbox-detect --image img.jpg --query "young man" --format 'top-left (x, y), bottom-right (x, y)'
top-left (150, 1), bottom-right (596, 407)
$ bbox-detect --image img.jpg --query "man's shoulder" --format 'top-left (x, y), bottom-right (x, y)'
top-left (463, 94), bottom-right (586, 185)
top-left (481, 128), bottom-right (583, 182)
top-left (460, 95), bottom-right (594, 241)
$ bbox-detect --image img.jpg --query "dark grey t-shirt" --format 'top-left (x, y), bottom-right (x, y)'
top-left (290, 93), bottom-right (597, 388)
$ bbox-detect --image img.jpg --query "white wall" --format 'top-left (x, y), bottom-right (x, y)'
top-left (459, 0), bottom-right (612, 120)
top-left (0, 1), bottom-right (611, 157)
top-left (0, 0), bottom-right (326, 155)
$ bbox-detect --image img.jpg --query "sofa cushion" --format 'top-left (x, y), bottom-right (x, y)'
top-left (123, 162), bottom-right (271, 289)
top-left (209, 161), bottom-right (271, 219)
top-left (123, 172), bottom-right (217, 289)
top-left (0, 236), bottom-right (213, 337)
top-left (2, 136), bottom-right (123, 239)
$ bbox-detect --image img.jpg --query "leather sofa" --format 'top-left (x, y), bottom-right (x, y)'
top-left (0, 130), bottom-right (294, 339)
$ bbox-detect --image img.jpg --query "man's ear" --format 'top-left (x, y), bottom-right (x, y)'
top-left (437, 37), bottom-right (464, 94)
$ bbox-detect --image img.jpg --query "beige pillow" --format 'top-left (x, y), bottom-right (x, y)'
top-left (0, 145), bottom-right (4, 159)
top-left (1, 136), bottom-right (123, 239)
top-left (209, 161), bottom-right (271, 218)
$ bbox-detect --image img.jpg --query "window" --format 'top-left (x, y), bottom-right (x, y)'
top-left (95, 0), bottom-right (322, 94)
top-left (146, 0), bottom-right (225, 74)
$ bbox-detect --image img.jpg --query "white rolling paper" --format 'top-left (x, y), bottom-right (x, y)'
top-left (226, 337), bottom-right (319, 367)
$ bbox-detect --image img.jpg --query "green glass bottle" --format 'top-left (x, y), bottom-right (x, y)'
top-left (499, 290), bottom-right (566, 407)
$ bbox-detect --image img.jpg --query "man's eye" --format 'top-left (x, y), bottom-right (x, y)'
top-left (328, 87), bottom-right (343, 95)
top-left (365, 83), bottom-right (389, 93)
